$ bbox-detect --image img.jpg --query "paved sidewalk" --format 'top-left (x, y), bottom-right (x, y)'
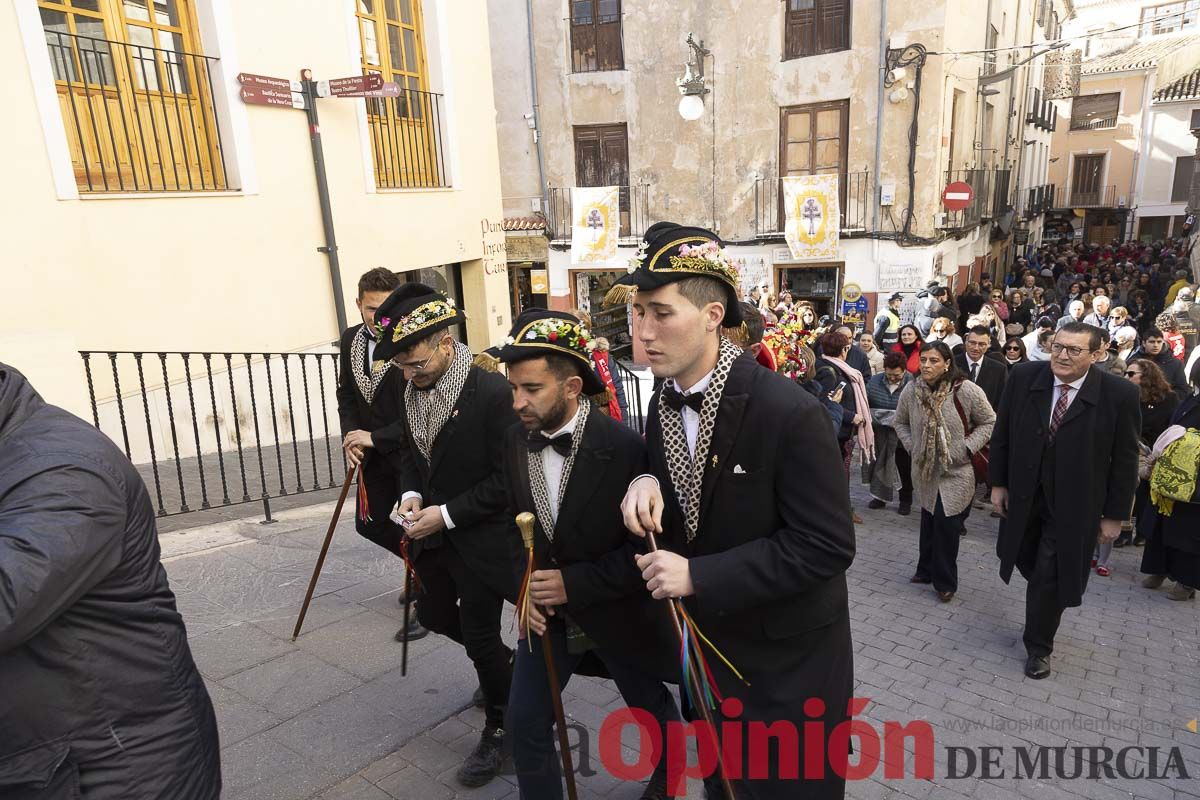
top-left (165, 484), bottom-right (1200, 800)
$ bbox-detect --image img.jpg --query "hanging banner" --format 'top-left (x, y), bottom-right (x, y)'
top-left (570, 186), bottom-right (620, 265)
top-left (783, 174), bottom-right (840, 261)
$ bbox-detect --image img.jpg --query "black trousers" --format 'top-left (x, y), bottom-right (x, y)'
top-left (508, 619), bottom-right (679, 800)
top-left (354, 455), bottom-right (402, 557)
top-left (1016, 496), bottom-right (1066, 658)
top-left (894, 442), bottom-right (914, 501)
top-left (916, 494), bottom-right (967, 592)
top-left (414, 543), bottom-right (512, 729)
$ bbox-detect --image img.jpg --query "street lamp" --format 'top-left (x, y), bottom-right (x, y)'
top-left (677, 33), bottom-right (710, 121)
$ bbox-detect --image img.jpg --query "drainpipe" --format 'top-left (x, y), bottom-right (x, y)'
top-left (871, 0), bottom-right (887, 269)
top-left (525, 0), bottom-right (548, 215)
top-left (1131, 67), bottom-right (1155, 225)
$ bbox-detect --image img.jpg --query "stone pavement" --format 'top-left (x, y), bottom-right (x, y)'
top-left (164, 483), bottom-right (1200, 800)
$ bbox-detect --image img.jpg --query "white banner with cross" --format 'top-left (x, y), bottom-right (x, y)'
top-left (783, 174), bottom-right (840, 261)
top-left (570, 186), bottom-right (620, 265)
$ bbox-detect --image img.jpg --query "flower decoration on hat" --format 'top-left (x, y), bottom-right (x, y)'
top-left (517, 316), bottom-right (598, 356)
top-left (668, 241), bottom-right (740, 287)
top-left (391, 299), bottom-right (460, 344)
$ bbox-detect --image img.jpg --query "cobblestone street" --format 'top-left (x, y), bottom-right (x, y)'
top-left (166, 484), bottom-right (1200, 800)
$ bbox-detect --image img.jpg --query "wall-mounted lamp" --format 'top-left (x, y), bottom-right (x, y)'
top-left (677, 33), bottom-right (710, 121)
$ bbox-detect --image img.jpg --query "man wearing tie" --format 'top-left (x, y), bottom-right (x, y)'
top-left (497, 310), bottom-right (679, 800)
top-left (955, 325), bottom-right (1006, 411)
top-left (990, 322), bottom-right (1140, 679)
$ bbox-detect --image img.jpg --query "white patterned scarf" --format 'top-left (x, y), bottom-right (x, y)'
top-left (527, 398), bottom-right (590, 542)
top-left (659, 337), bottom-right (742, 542)
top-left (404, 340), bottom-right (473, 465)
top-left (350, 325), bottom-right (392, 406)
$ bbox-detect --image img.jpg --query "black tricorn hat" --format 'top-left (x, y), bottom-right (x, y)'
top-left (372, 283), bottom-right (463, 362)
top-left (498, 310), bottom-right (606, 396)
top-left (602, 221), bottom-right (743, 327)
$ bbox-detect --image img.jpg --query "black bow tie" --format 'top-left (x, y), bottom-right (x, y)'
top-left (663, 385), bottom-right (705, 414)
top-left (527, 431), bottom-right (573, 457)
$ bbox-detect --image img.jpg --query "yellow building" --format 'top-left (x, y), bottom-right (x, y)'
top-left (2, 0), bottom-right (509, 421)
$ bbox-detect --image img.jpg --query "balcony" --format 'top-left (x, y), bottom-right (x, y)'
top-left (1024, 88), bottom-right (1057, 131)
top-left (43, 29), bottom-right (228, 192)
top-left (939, 169), bottom-right (1013, 230)
top-left (364, 87), bottom-right (449, 189)
top-left (546, 184), bottom-right (649, 242)
top-left (752, 172), bottom-right (871, 238)
top-left (1053, 185), bottom-right (1119, 208)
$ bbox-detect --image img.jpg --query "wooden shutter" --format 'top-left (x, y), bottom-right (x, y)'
top-left (819, 0), bottom-right (847, 53)
top-left (1071, 154), bottom-right (1104, 200)
top-left (1172, 155), bottom-right (1194, 202)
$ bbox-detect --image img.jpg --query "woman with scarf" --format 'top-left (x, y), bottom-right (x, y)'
top-left (891, 324), bottom-right (924, 374)
top-left (816, 330), bottom-right (874, 525)
top-left (894, 341), bottom-right (995, 602)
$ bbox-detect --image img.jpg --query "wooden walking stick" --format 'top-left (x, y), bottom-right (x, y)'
top-left (645, 529), bottom-right (739, 800)
top-left (291, 466), bottom-right (357, 641)
top-left (515, 512), bottom-right (579, 800)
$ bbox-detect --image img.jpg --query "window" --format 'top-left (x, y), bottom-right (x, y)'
top-left (1172, 155), bottom-right (1194, 202)
top-left (1190, 108), bottom-right (1200, 129)
top-left (356, 0), bottom-right (447, 188)
top-left (37, 0), bottom-right (227, 192)
top-left (779, 100), bottom-right (848, 227)
top-left (570, 0), bottom-right (623, 72)
top-left (784, 0), bottom-right (850, 60)
top-left (1070, 93), bottom-right (1119, 130)
top-left (947, 90), bottom-right (963, 173)
top-left (573, 124), bottom-right (631, 235)
top-left (1139, 1), bottom-right (1200, 36)
top-left (1070, 153), bottom-right (1105, 204)
top-left (984, 25), bottom-right (998, 75)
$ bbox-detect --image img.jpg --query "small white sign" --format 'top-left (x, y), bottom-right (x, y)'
top-left (289, 78), bottom-right (303, 93)
top-left (315, 80), bottom-right (331, 98)
top-left (877, 262), bottom-right (926, 292)
top-left (291, 91), bottom-right (307, 109)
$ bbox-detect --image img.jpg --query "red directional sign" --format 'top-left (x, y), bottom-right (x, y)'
top-left (942, 181), bottom-right (975, 211)
top-left (237, 72), bottom-right (301, 93)
top-left (326, 73), bottom-right (383, 96)
top-left (336, 81), bottom-right (402, 99)
top-left (239, 84), bottom-right (306, 110)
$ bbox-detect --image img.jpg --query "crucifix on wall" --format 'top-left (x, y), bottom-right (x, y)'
top-left (801, 197), bottom-right (823, 237)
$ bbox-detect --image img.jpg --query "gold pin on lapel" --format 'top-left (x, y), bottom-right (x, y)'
top-left (711, 454), bottom-right (719, 468)
top-left (452, 409), bottom-right (459, 418)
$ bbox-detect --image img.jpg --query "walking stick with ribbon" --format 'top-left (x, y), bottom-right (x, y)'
top-left (292, 466), bottom-right (358, 641)
top-left (645, 529), bottom-right (742, 799)
top-left (515, 512), bottom-right (579, 800)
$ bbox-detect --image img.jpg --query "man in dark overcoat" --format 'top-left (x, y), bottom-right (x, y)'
top-left (0, 364), bottom-right (220, 798)
top-left (373, 284), bottom-right (519, 788)
top-left (497, 309), bottom-right (680, 800)
top-left (990, 322), bottom-right (1140, 679)
top-left (617, 223), bottom-right (856, 800)
top-left (336, 267), bottom-right (425, 642)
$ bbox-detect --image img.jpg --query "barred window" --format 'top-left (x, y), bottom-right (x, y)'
top-left (784, 0), bottom-right (850, 60)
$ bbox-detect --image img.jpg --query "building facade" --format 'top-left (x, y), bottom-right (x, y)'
top-left (489, 0), bottom-right (1073, 360)
top-left (2, 0), bottom-right (509, 419)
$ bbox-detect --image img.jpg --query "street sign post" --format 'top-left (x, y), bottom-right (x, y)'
top-left (338, 82), bottom-right (402, 99)
top-left (942, 181), bottom-right (975, 211)
top-left (237, 72), bottom-right (302, 93)
top-left (324, 74), bottom-right (383, 96)
top-left (239, 85), bottom-right (306, 109)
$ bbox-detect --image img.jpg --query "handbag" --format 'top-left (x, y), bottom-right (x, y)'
top-left (952, 382), bottom-right (990, 483)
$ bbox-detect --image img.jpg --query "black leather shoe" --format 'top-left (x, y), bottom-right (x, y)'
top-left (898, 500), bottom-right (911, 516)
top-left (867, 498), bottom-right (886, 510)
top-left (456, 727), bottom-right (504, 787)
top-left (1024, 655), bottom-right (1050, 680)
top-left (909, 574), bottom-right (932, 584)
top-left (1113, 534), bottom-right (1132, 548)
top-left (472, 685), bottom-right (485, 708)
top-left (393, 615), bottom-right (428, 643)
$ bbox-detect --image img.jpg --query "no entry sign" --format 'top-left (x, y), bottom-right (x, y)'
top-left (942, 181), bottom-right (975, 211)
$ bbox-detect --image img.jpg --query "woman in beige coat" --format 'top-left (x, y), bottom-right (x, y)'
top-left (895, 341), bottom-right (996, 602)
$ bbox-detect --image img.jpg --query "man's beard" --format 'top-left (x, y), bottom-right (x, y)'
top-left (526, 393), bottom-right (571, 432)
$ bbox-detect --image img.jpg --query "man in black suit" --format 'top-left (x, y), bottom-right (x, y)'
top-left (955, 325), bottom-right (1006, 412)
top-left (336, 268), bottom-right (426, 643)
top-left (497, 309), bottom-right (680, 800)
top-left (373, 284), bottom-right (518, 788)
top-left (990, 322), bottom-right (1140, 680)
top-left (614, 223), bottom-right (856, 800)
top-left (835, 323), bottom-right (873, 378)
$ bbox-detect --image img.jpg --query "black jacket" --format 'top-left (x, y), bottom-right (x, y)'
top-left (846, 344), bottom-right (873, 379)
top-left (1131, 349), bottom-right (1190, 400)
top-left (0, 364), bottom-right (220, 799)
top-left (647, 352), bottom-right (855, 798)
top-left (814, 357), bottom-right (862, 442)
top-left (336, 324), bottom-right (407, 468)
top-left (399, 366), bottom-right (521, 600)
top-left (990, 362), bottom-right (1141, 607)
top-left (955, 352), bottom-right (1007, 411)
top-left (502, 408), bottom-right (676, 681)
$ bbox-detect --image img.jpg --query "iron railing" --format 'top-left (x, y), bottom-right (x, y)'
top-left (1023, 183), bottom-right (1055, 219)
top-left (546, 184), bottom-right (650, 241)
top-left (939, 168), bottom-right (1013, 229)
top-left (80, 349), bottom-right (649, 521)
top-left (365, 87), bottom-right (448, 189)
top-left (43, 30), bottom-right (228, 193)
top-left (568, 14), bottom-right (624, 72)
top-left (753, 172), bottom-right (871, 237)
top-left (1054, 185), bottom-right (1118, 208)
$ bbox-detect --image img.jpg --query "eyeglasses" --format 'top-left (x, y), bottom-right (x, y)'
top-left (392, 347), bottom-right (440, 374)
top-left (1050, 343), bottom-right (1092, 358)
top-left (1005, 345), bottom-right (1022, 352)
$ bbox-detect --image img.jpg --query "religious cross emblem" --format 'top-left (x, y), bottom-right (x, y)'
top-left (801, 197), bottom-right (823, 237)
top-left (586, 208), bottom-right (604, 242)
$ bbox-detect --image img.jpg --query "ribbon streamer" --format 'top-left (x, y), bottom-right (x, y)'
top-left (356, 465), bottom-right (371, 522)
top-left (677, 604), bottom-right (749, 711)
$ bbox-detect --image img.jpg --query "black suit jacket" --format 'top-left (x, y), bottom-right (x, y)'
top-left (399, 367), bottom-right (520, 600)
top-left (955, 352), bottom-right (1007, 411)
top-left (649, 352), bottom-right (855, 714)
top-left (502, 408), bottom-right (676, 681)
top-left (989, 362), bottom-right (1140, 607)
top-left (336, 325), bottom-right (407, 464)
